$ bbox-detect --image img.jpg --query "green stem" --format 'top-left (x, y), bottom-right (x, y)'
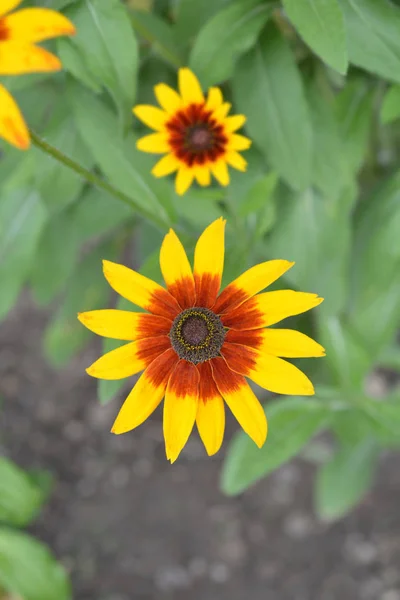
top-left (29, 129), bottom-right (168, 230)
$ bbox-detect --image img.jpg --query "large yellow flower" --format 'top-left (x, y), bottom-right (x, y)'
top-left (78, 219), bottom-right (325, 463)
top-left (0, 0), bottom-right (75, 150)
top-left (133, 67), bottom-right (252, 195)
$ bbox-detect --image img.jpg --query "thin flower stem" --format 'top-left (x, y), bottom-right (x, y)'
top-left (29, 129), bottom-right (169, 230)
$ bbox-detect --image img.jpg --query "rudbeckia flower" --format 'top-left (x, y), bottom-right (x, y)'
top-left (0, 0), bottom-right (75, 150)
top-left (79, 219), bottom-right (325, 463)
top-left (133, 67), bottom-right (252, 195)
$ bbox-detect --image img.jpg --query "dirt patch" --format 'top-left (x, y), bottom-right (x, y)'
top-left (1, 299), bottom-right (400, 600)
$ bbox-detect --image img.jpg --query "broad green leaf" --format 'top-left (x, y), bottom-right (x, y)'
top-left (283, 0), bottom-right (348, 74)
top-left (60, 0), bottom-right (138, 117)
top-left (318, 316), bottom-right (371, 391)
top-left (0, 189), bottom-right (47, 320)
top-left (70, 84), bottom-right (170, 228)
top-left (0, 528), bottom-right (71, 600)
top-left (381, 84), bottom-right (400, 124)
top-left (44, 241), bottom-right (117, 366)
top-left (129, 10), bottom-right (183, 68)
top-left (71, 187), bottom-right (134, 240)
top-left (340, 0), bottom-right (400, 83)
top-left (33, 108), bottom-right (92, 214)
top-left (332, 408), bottom-right (377, 446)
top-left (0, 458), bottom-right (46, 527)
top-left (29, 212), bottom-right (80, 306)
top-left (233, 24), bottom-right (313, 191)
top-left (336, 79), bottom-right (374, 176)
top-left (350, 171), bottom-right (400, 353)
top-left (307, 78), bottom-right (348, 198)
top-left (359, 397), bottom-right (400, 446)
top-left (315, 439), bottom-right (378, 520)
top-left (174, 0), bottom-right (232, 50)
top-left (269, 185), bottom-right (355, 315)
top-left (221, 397), bottom-right (329, 495)
top-left (238, 172), bottom-right (278, 238)
top-left (189, 0), bottom-right (271, 88)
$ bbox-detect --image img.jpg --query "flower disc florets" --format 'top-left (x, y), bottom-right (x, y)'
top-left (169, 307), bottom-right (226, 364)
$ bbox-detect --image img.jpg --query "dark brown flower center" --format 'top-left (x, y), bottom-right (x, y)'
top-left (0, 20), bottom-right (9, 41)
top-left (166, 103), bottom-right (228, 167)
top-left (187, 126), bottom-right (213, 151)
top-left (169, 307), bottom-right (226, 364)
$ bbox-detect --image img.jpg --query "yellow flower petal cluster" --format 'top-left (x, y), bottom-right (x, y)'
top-left (133, 68), bottom-right (252, 195)
top-left (0, 0), bottom-right (75, 149)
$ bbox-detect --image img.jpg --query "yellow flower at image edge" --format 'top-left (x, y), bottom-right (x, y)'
top-left (0, 0), bottom-right (76, 150)
top-left (78, 219), bottom-right (325, 463)
top-left (133, 67), bottom-right (252, 195)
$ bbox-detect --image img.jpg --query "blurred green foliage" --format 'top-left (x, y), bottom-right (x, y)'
top-left (0, 458), bottom-right (71, 600)
top-left (1, 0), bottom-right (400, 521)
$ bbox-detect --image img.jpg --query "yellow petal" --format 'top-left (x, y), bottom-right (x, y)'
top-left (211, 160), bottom-right (230, 186)
top-left (0, 84), bottom-right (29, 149)
top-left (112, 348), bottom-right (178, 434)
top-left (211, 357), bottom-right (267, 448)
top-left (229, 134), bottom-right (252, 151)
top-left (0, 0), bottom-right (22, 18)
top-left (206, 87), bottom-right (223, 112)
top-left (152, 153), bottom-right (180, 177)
top-left (175, 166), bottom-right (194, 195)
top-left (133, 104), bottom-right (168, 131)
top-left (163, 360), bottom-right (199, 463)
top-left (260, 329), bottom-right (326, 358)
top-left (221, 291), bottom-right (324, 330)
top-left (0, 41), bottom-right (61, 75)
top-left (154, 83), bottom-right (182, 114)
top-left (194, 217), bottom-right (226, 307)
top-left (214, 260), bottom-right (295, 314)
top-left (136, 132), bottom-right (170, 153)
top-left (102, 260), bottom-right (180, 320)
top-left (249, 354), bottom-right (315, 395)
top-left (213, 102), bottom-right (231, 121)
top-left (194, 164), bottom-right (211, 186)
top-left (86, 339), bottom-right (152, 380)
top-left (160, 228), bottom-right (195, 308)
top-left (224, 115), bottom-right (246, 132)
top-left (178, 67), bottom-right (204, 105)
top-left (77, 309), bottom-right (171, 341)
top-left (4, 8), bottom-right (75, 42)
top-left (257, 291), bottom-right (324, 327)
top-left (225, 151), bottom-right (247, 172)
top-left (196, 362), bottom-right (225, 456)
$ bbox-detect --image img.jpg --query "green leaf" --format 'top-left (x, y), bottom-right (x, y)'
top-left (44, 241), bottom-right (117, 366)
top-left (233, 24), bottom-right (313, 191)
top-left (315, 439), bottom-right (378, 520)
top-left (189, 0), bottom-right (271, 87)
top-left (359, 397), bottom-right (400, 446)
top-left (0, 189), bottom-right (47, 321)
top-left (238, 172), bottom-right (278, 238)
top-left (71, 187), bottom-right (134, 240)
top-left (381, 84), bottom-right (400, 124)
top-left (340, 0), bottom-right (400, 83)
top-left (129, 10), bottom-right (183, 68)
top-left (350, 170), bottom-right (400, 354)
top-left (269, 185), bottom-right (355, 315)
top-left (174, 0), bottom-right (231, 49)
top-left (307, 78), bottom-right (349, 198)
top-left (318, 316), bottom-right (371, 391)
top-left (70, 84), bottom-right (171, 227)
top-left (0, 528), bottom-right (71, 600)
top-left (283, 0), bottom-right (348, 74)
top-left (0, 458), bottom-right (47, 527)
top-left (29, 211), bottom-right (80, 306)
top-left (221, 397), bottom-right (329, 495)
top-left (336, 79), bottom-right (374, 176)
top-left (59, 0), bottom-right (139, 117)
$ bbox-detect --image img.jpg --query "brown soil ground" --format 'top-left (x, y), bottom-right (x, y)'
top-left (1, 299), bottom-right (400, 600)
